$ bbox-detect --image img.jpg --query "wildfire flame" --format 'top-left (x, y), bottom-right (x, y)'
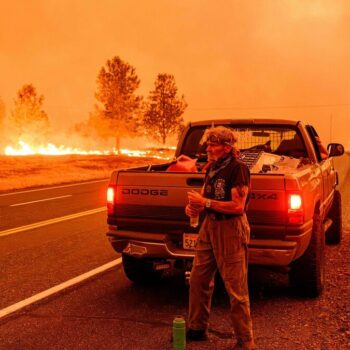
top-left (4, 140), bottom-right (175, 159)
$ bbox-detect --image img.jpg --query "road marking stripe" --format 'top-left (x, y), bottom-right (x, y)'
top-left (0, 179), bottom-right (109, 197)
top-left (0, 207), bottom-right (106, 237)
top-left (10, 195), bottom-right (72, 207)
top-left (0, 258), bottom-right (122, 320)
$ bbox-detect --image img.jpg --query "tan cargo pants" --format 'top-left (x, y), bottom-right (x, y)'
top-left (188, 213), bottom-right (255, 346)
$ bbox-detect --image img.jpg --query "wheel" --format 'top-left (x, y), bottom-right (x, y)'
top-left (326, 190), bottom-right (342, 245)
top-left (289, 213), bottom-right (325, 298)
top-left (122, 254), bottom-right (162, 284)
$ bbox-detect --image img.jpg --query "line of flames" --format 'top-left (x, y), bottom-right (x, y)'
top-left (4, 140), bottom-right (175, 159)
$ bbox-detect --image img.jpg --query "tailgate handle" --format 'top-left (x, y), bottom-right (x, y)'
top-left (187, 178), bottom-right (204, 187)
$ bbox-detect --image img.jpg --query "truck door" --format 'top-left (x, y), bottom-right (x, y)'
top-left (305, 125), bottom-right (334, 215)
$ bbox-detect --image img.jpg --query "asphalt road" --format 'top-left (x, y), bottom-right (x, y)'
top-left (0, 178), bottom-right (349, 349)
top-left (0, 180), bottom-right (108, 230)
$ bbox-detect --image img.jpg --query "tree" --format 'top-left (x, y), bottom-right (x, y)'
top-left (95, 56), bottom-right (142, 153)
top-left (143, 73), bottom-right (187, 144)
top-left (9, 84), bottom-right (50, 143)
top-left (72, 106), bottom-right (116, 143)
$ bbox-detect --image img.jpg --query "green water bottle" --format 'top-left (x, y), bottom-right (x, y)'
top-left (173, 316), bottom-right (186, 350)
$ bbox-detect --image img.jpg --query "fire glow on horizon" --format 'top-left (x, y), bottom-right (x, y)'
top-left (4, 140), bottom-right (175, 159)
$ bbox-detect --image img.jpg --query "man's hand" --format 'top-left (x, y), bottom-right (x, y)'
top-left (185, 204), bottom-right (201, 218)
top-left (185, 191), bottom-right (205, 218)
top-left (187, 186), bottom-right (249, 216)
top-left (187, 191), bottom-right (206, 209)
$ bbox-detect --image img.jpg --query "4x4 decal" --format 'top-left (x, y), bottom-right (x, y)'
top-left (251, 192), bottom-right (278, 200)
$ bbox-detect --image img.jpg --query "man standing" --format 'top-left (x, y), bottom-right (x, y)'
top-left (185, 126), bottom-right (255, 350)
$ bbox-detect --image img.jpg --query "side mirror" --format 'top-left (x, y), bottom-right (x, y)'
top-left (327, 143), bottom-right (344, 157)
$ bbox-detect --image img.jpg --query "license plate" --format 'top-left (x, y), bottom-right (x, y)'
top-left (183, 233), bottom-right (199, 250)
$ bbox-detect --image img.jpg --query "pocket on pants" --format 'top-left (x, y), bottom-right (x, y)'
top-left (223, 233), bottom-right (245, 261)
top-left (241, 219), bottom-right (251, 244)
top-left (222, 260), bottom-right (248, 302)
top-left (221, 257), bottom-right (245, 285)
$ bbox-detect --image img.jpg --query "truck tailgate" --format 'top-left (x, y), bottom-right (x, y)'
top-left (249, 174), bottom-right (287, 227)
top-left (113, 171), bottom-right (205, 223)
top-left (110, 171), bottom-right (287, 231)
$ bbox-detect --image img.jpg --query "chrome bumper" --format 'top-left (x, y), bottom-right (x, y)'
top-left (107, 226), bottom-right (312, 266)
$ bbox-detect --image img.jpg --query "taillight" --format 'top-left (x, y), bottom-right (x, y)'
top-left (287, 193), bottom-right (304, 224)
top-left (290, 194), bottom-right (302, 210)
top-left (107, 186), bottom-right (116, 215)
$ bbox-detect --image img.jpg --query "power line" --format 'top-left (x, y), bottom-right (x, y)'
top-left (187, 103), bottom-right (350, 111)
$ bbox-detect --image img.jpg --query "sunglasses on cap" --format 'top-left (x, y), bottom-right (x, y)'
top-left (206, 134), bottom-right (233, 145)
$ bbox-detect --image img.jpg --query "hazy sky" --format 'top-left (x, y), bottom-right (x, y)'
top-left (1, 0), bottom-right (349, 146)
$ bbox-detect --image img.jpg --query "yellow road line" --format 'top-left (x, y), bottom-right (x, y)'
top-left (0, 207), bottom-right (106, 237)
top-left (0, 258), bottom-right (122, 319)
top-left (10, 195), bottom-right (72, 207)
top-left (0, 179), bottom-right (109, 197)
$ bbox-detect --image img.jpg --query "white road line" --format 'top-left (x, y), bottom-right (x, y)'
top-left (10, 195), bottom-right (72, 207)
top-left (0, 207), bottom-right (106, 237)
top-left (0, 258), bottom-right (122, 320)
top-left (0, 179), bottom-right (109, 197)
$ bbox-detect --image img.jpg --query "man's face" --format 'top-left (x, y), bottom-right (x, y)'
top-left (206, 142), bottom-right (231, 161)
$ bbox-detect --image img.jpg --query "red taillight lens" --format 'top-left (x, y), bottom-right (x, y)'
top-left (107, 186), bottom-right (115, 215)
top-left (289, 194), bottom-right (302, 210)
top-left (287, 193), bottom-right (304, 224)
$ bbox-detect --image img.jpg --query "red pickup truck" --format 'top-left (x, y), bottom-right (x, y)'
top-left (106, 119), bottom-right (344, 297)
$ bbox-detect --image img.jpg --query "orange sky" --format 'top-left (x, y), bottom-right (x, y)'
top-left (0, 0), bottom-right (349, 147)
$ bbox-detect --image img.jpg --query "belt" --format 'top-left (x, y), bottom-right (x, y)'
top-left (207, 212), bottom-right (239, 221)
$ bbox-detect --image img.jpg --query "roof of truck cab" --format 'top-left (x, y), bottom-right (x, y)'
top-left (189, 119), bottom-right (301, 126)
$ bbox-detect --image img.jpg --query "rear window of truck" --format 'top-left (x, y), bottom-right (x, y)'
top-left (181, 125), bottom-right (308, 160)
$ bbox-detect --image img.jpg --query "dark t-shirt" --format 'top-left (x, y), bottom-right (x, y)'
top-left (204, 156), bottom-right (250, 217)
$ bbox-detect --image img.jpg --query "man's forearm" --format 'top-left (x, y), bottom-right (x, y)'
top-left (208, 199), bottom-right (244, 215)
top-left (187, 186), bottom-right (248, 215)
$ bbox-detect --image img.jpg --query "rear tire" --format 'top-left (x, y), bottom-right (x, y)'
top-left (289, 213), bottom-right (325, 298)
top-left (326, 190), bottom-right (342, 245)
top-left (122, 254), bottom-right (162, 284)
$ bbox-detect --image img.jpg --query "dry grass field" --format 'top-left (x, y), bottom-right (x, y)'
top-left (2, 152), bottom-right (348, 194)
top-left (0, 154), bottom-right (169, 193)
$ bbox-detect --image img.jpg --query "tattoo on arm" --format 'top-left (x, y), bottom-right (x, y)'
top-left (236, 185), bottom-right (246, 198)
